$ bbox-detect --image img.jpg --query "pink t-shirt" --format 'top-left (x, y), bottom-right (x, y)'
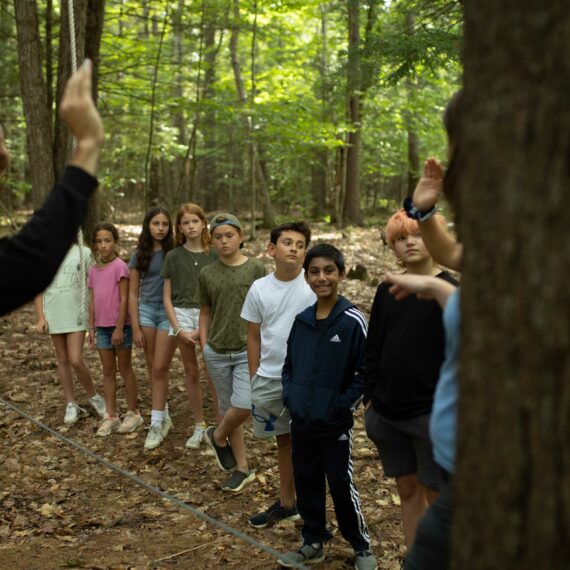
top-left (88, 257), bottom-right (130, 327)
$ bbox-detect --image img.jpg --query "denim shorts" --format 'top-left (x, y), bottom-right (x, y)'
top-left (96, 325), bottom-right (133, 350)
top-left (139, 300), bottom-right (169, 331)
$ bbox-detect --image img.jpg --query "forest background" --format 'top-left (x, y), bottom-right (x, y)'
top-left (0, 0), bottom-right (462, 234)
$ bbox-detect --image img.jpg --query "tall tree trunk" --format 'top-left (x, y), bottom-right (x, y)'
top-left (14, 0), bottom-right (55, 206)
top-left (405, 12), bottom-right (419, 196)
top-left (453, 2), bottom-right (570, 569)
top-left (229, 0), bottom-right (275, 227)
top-left (343, 0), bottom-right (362, 225)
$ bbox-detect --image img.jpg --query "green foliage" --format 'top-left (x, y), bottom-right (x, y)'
top-left (4, 0), bottom-right (463, 219)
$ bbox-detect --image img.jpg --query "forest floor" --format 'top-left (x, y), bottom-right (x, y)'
top-left (0, 218), bottom-right (407, 570)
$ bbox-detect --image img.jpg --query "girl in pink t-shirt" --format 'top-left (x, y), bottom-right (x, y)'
top-left (88, 222), bottom-right (142, 437)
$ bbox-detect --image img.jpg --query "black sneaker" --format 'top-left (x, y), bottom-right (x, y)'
top-left (204, 426), bottom-right (236, 471)
top-left (221, 470), bottom-right (255, 493)
top-left (249, 500), bottom-right (301, 528)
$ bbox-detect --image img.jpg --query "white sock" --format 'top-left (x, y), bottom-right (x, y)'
top-left (164, 402), bottom-right (170, 419)
top-left (194, 422), bottom-right (206, 431)
top-left (151, 410), bottom-right (165, 428)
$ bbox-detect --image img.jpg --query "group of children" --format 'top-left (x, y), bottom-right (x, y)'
top-left (35, 203), bottom-right (458, 570)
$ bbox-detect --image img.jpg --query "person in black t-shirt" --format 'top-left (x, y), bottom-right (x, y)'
top-left (363, 209), bottom-right (457, 554)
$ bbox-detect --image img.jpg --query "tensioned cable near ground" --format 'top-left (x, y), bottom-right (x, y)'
top-left (0, 396), bottom-right (308, 570)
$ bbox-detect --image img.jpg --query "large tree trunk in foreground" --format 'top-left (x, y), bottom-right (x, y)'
top-left (453, 1), bottom-right (570, 569)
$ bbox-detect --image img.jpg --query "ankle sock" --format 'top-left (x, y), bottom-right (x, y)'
top-left (151, 409), bottom-right (165, 428)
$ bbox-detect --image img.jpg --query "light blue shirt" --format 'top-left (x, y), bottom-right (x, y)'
top-left (430, 288), bottom-right (460, 474)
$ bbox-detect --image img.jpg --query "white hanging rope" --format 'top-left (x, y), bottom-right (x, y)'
top-left (66, 0), bottom-right (88, 327)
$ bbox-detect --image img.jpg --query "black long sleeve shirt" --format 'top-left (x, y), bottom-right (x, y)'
top-left (363, 271), bottom-right (458, 420)
top-left (0, 166), bottom-right (97, 316)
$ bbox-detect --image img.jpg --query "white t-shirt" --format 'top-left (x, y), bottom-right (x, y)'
top-left (241, 270), bottom-right (316, 379)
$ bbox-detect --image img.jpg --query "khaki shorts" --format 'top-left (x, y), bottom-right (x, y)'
top-left (251, 374), bottom-right (291, 438)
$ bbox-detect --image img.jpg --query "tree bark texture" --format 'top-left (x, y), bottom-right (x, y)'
top-left (343, 0), bottom-right (362, 225)
top-left (453, 2), bottom-right (570, 569)
top-left (14, 0), bottom-right (55, 206)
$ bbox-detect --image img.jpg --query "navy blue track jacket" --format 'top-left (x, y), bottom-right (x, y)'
top-left (282, 296), bottom-right (368, 437)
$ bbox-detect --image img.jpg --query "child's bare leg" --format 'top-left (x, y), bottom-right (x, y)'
top-left (206, 373), bottom-right (220, 419)
top-left (151, 331), bottom-right (176, 410)
top-left (178, 340), bottom-right (204, 423)
top-left (214, 407), bottom-right (250, 471)
top-left (51, 334), bottom-right (75, 403)
top-left (98, 349), bottom-right (118, 416)
top-left (141, 325), bottom-right (157, 372)
top-left (396, 473), bottom-right (428, 550)
top-left (117, 348), bottom-right (138, 412)
top-left (276, 433), bottom-right (296, 508)
top-left (227, 422), bottom-right (248, 472)
top-left (66, 331), bottom-right (96, 398)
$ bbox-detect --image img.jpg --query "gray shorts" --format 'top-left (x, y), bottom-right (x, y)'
top-left (365, 406), bottom-right (443, 491)
top-left (202, 344), bottom-right (251, 415)
top-left (251, 374), bottom-right (291, 439)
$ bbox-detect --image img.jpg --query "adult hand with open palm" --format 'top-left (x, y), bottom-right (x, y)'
top-left (413, 158), bottom-right (444, 211)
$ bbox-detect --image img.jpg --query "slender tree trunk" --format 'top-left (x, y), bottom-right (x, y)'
top-left (229, 0), bottom-right (275, 227)
top-left (405, 11), bottom-right (420, 195)
top-left (343, 0), bottom-right (362, 225)
top-left (453, 2), bottom-right (570, 569)
top-left (14, 0), bottom-right (55, 206)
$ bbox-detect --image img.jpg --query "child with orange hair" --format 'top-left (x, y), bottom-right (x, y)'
top-left (363, 209), bottom-right (457, 556)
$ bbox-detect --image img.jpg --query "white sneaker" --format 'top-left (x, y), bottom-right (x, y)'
top-left (162, 416), bottom-right (174, 438)
top-left (96, 413), bottom-right (121, 436)
top-left (117, 411), bottom-right (144, 434)
top-left (144, 423), bottom-right (164, 450)
top-left (89, 394), bottom-right (106, 418)
top-left (186, 423), bottom-right (206, 449)
top-left (64, 402), bottom-right (87, 425)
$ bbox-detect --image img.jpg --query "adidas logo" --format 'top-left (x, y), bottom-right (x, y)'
top-left (330, 334), bottom-right (341, 343)
top-left (338, 433), bottom-right (349, 441)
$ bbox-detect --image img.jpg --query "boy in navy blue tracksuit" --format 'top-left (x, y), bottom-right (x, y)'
top-left (278, 245), bottom-right (377, 570)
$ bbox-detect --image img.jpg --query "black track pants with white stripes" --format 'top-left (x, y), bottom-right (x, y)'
top-left (291, 425), bottom-right (370, 552)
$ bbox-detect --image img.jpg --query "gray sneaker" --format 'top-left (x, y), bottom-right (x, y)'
top-left (144, 423), bottom-right (164, 450)
top-left (354, 550), bottom-right (378, 570)
top-left (89, 394), bottom-right (106, 418)
top-left (221, 470), bottom-right (255, 493)
top-left (63, 402), bottom-right (87, 425)
top-left (278, 543), bottom-right (324, 567)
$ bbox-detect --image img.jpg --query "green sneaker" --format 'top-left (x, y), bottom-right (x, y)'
top-left (278, 543), bottom-right (324, 567)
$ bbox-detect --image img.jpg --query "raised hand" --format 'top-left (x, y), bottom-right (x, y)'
top-left (413, 158), bottom-right (444, 211)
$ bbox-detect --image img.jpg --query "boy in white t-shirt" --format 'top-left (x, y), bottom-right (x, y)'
top-left (241, 222), bottom-right (315, 527)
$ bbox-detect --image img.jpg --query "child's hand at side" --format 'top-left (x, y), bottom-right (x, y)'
top-left (112, 327), bottom-right (124, 346)
top-left (88, 328), bottom-right (95, 348)
top-left (133, 327), bottom-right (145, 349)
top-left (179, 329), bottom-right (199, 345)
top-left (36, 317), bottom-right (48, 334)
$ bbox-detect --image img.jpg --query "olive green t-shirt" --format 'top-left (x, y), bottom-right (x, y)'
top-left (199, 257), bottom-right (267, 353)
top-left (162, 246), bottom-right (217, 308)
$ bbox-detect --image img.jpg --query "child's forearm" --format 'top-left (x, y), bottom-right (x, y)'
top-left (116, 278), bottom-right (129, 328)
top-left (33, 294), bottom-right (45, 320)
top-left (246, 322), bottom-right (261, 378)
top-left (198, 307), bottom-right (211, 347)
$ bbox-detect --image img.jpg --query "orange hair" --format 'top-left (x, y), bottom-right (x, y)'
top-left (175, 203), bottom-right (211, 250)
top-left (385, 208), bottom-right (446, 250)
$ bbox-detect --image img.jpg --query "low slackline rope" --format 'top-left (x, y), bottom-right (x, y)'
top-left (0, 396), bottom-right (308, 569)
